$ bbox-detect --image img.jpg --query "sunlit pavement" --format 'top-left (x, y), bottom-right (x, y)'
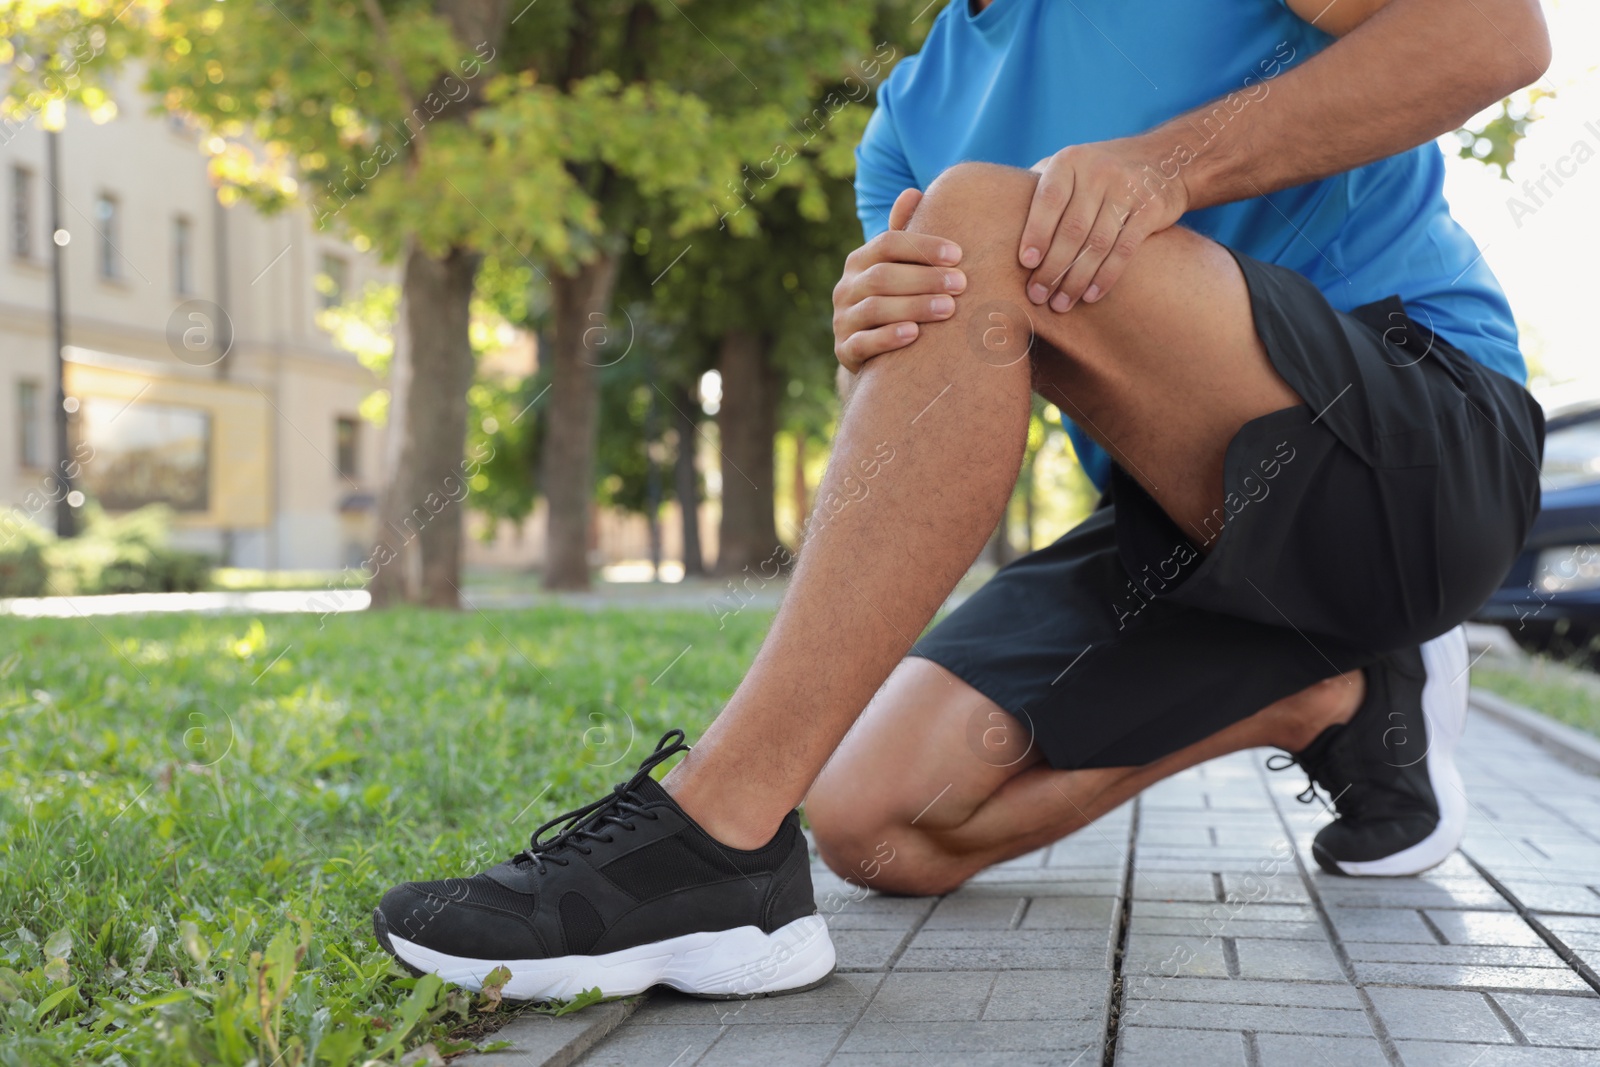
top-left (574, 701), bottom-right (1600, 1067)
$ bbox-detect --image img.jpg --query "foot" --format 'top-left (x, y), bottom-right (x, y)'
top-left (1270, 626), bottom-right (1469, 877)
top-left (373, 730), bottom-right (835, 1001)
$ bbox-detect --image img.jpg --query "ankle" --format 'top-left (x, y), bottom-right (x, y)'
top-left (1274, 669), bottom-right (1366, 753)
top-left (661, 761), bottom-right (787, 851)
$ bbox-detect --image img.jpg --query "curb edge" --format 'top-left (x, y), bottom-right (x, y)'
top-left (1469, 687), bottom-right (1600, 777)
top-left (451, 995), bottom-right (646, 1067)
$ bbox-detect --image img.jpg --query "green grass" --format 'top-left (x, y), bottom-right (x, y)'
top-left (0, 605), bottom-right (772, 1065)
top-left (1475, 660), bottom-right (1600, 739)
top-left (206, 568), bottom-right (359, 592)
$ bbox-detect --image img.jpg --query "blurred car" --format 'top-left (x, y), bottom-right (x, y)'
top-left (1474, 393), bottom-right (1600, 659)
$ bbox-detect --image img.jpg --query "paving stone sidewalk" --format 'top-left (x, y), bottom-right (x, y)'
top-left (573, 701), bottom-right (1600, 1066)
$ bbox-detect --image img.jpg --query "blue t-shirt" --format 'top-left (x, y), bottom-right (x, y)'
top-left (855, 0), bottom-right (1523, 490)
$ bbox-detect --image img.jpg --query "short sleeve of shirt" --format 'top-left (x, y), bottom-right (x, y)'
top-left (854, 98), bottom-right (918, 241)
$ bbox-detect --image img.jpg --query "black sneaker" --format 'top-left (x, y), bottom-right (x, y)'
top-left (373, 730), bottom-right (834, 1000)
top-left (1269, 626), bottom-right (1469, 877)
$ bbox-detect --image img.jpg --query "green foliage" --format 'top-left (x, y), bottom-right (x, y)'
top-left (0, 506), bottom-right (213, 598)
top-left (140, 0), bottom-right (895, 269)
top-left (0, 604), bottom-right (772, 1063)
top-left (1454, 90), bottom-right (1550, 179)
top-left (0, 0), bottom-right (148, 131)
top-left (465, 374), bottom-right (544, 530)
top-left (42, 505), bottom-right (212, 595)
top-left (0, 513), bottom-right (52, 598)
top-left (1475, 663), bottom-right (1600, 740)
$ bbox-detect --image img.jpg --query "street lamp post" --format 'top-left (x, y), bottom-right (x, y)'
top-left (46, 125), bottom-right (76, 537)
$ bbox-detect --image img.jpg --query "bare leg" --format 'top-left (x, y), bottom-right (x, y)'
top-left (807, 659), bottom-right (1363, 895)
top-left (665, 162), bottom-right (1302, 848)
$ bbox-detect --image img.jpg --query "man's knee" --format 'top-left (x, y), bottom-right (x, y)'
top-left (808, 790), bottom-right (965, 897)
top-left (909, 162), bottom-right (1037, 252)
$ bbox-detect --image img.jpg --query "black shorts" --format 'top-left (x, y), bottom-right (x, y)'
top-left (913, 250), bottom-right (1545, 771)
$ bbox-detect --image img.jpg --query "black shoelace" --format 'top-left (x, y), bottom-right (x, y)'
top-left (512, 729), bottom-right (690, 874)
top-left (1265, 751), bottom-right (1331, 808)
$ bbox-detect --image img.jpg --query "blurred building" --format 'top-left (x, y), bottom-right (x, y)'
top-left (1, 86), bottom-right (388, 569)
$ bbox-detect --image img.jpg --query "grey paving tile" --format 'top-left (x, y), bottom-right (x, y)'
top-left (1129, 916), bottom-right (1328, 942)
top-left (1134, 900), bottom-right (1315, 923)
top-left (831, 928), bottom-right (909, 971)
top-left (833, 1054), bottom-right (1069, 1067)
top-left (1367, 987), bottom-right (1514, 1043)
top-left (1115, 1026), bottom-right (1247, 1066)
top-left (1116, 999), bottom-right (1371, 1036)
top-left (839, 1019), bottom-right (1101, 1055)
top-left (922, 895), bottom-right (1029, 930)
top-left (1122, 933), bottom-right (1229, 979)
top-left (1345, 943), bottom-right (1570, 967)
top-left (1423, 910), bottom-right (1547, 947)
top-left (1395, 1043), bottom-right (1599, 1066)
top-left (1253, 1033), bottom-right (1388, 1067)
top-left (1129, 871), bottom-right (1224, 902)
top-left (895, 928), bottom-right (1109, 971)
top-left (1491, 991), bottom-right (1600, 1047)
top-left (1323, 906), bottom-right (1440, 943)
top-left (991, 847), bottom-right (1050, 869)
top-left (1352, 960), bottom-right (1594, 992)
top-left (1501, 880), bottom-right (1600, 915)
top-left (578, 1023), bottom-right (723, 1067)
top-left (697, 1022), bottom-right (848, 1067)
top-left (1019, 894), bottom-right (1119, 931)
top-left (1234, 936), bottom-right (1345, 982)
top-left (625, 974), bottom-right (880, 1027)
top-left (1133, 855), bottom-right (1291, 871)
top-left (864, 970), bottom-right (994, 1022)
top-left (961, 874), bottom-right (1124, 896)
top-left (1315, 878), bottom-right (1511, 911)
top-left (1125, 976), bottom-right (1361, 1009)
top-left (1045, 839), bottom-right (1131, 868)
top-left (1220, 869), bottom-right (1309, 904)
top-left (982, 969), bottom-right (1109, 1022)
top-left (1541, 914), bottom-right (1600, 944)
top-left (814, 893), bottom-right (931, 931)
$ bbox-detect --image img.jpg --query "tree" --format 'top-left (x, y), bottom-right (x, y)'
top-left (639, 83), bottom-right (885, 574)
top-left (137, 0), bottom-right (890, 600)
top-left (483, 1), bottom-right (890, 588)
top-left (143, 0), bottom-right (519, 606)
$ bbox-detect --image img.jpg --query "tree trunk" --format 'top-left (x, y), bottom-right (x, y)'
top-left (715, 329), bottom-right (781, 577)
top-left (371, 243), bottom-right (479, 608)
top-left (791, 433), bottom-right (809, 547)
top-left (541, 251), bottom-right (619, 590)
top-left (672, 381), bottom-right (705, 578)
top-left (369, 272), bottom-right (415, 608)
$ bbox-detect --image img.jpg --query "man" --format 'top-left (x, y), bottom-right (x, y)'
top-left (374, 0), bottom-right (1548, 1002)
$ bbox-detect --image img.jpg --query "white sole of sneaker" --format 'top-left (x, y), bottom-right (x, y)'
top-left (385, 913), bottom-right (836, 1002)
top-left (1329, 626), bottom-right (1470, 877)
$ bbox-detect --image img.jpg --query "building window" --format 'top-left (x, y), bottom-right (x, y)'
top-left (76, 399), bottom-right (211, 512)
top-left (95, 193), bottom-right (120, 280)
top-left (317, 253), bottom-right (348, 310)
top-left (335, 415), bottom-right (359, 479)
top-left (17, 380), bottom-right (44, 468)
top-left (173, 216), bottom-right (193, 295)
top-left (11, 167), bottom-right (34, 260)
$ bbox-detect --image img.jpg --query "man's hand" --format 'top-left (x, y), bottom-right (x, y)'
top-left (1018, 138), bottom-right (1190, 313)
top-left (833, 188), bottom-right (967, 374)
